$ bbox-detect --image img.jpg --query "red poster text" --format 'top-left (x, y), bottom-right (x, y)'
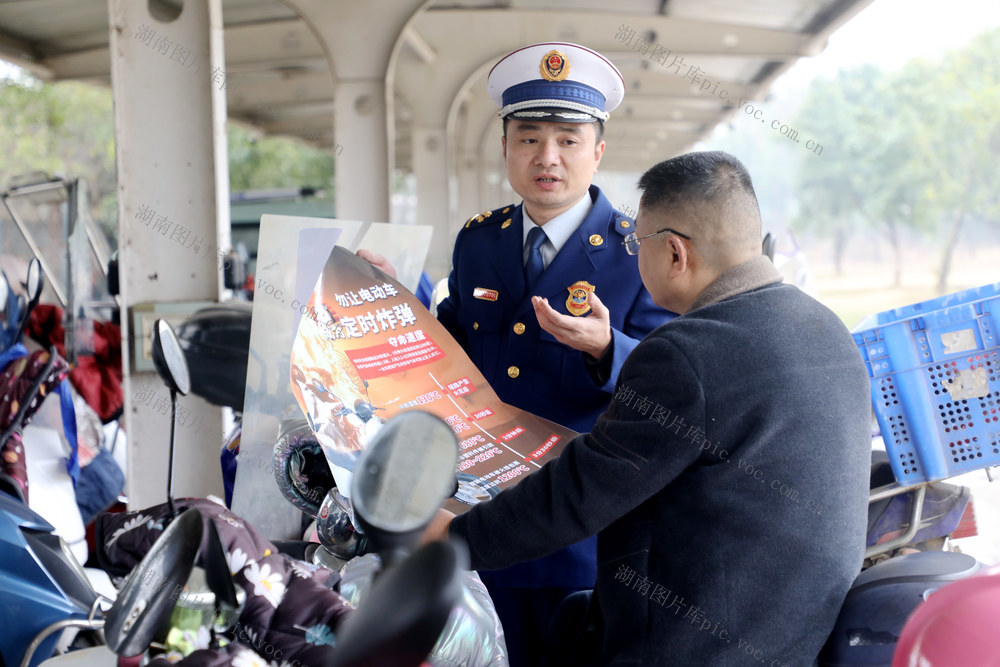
top-left (500, 426), bottom-right (525, 442)
top-left (471, 407), bottom-right (495, 421)
top-left (527, 434), bottom-right (560, 460)
top-left (446, 377), bottom-right (476, 397)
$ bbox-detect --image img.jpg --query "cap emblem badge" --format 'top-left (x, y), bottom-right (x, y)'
top-left (540, 50), bottom-right (570, 82)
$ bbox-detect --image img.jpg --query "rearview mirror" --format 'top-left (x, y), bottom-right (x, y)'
top-left (152, 319), bottom-right (190, 396)
top-left (0, 272), bottom-right (9, 327)
top-left (104, 508), bottom-right (203, 656)
top-left (11, 258), bottom-right (46, 345)
top-left (350, 411), bottom-right (458, 567)
top-left (26, 258), bottom-right (43, 302)
top-left (150, 319), bottom-right (191, 517)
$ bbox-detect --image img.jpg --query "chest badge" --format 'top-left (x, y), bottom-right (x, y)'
top-left (566, 280), bottom-right (595, 316)
top-left (473, 287), bottom-right (499, 302)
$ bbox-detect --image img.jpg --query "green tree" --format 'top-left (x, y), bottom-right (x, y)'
top-left (0, 74), bottom-right (117, 238)
top-left (792, 30), bottom-right (1000, 290)
top-left (1, 67), bottom-right (337, 246)
top-left (923, 29), bottom-right (1000, 290)
top-left (227, 123), bottom-right (335, 193)
top-left (858, 59), bottom-right (942, 288)
top-left (792, 65), bottom-right (884, 276)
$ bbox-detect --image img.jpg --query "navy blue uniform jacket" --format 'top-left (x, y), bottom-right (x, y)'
top-left (437, 186), bottom-right (673, 588)
top-left (437, 185), bottom-right (671, 434)
top-left (452, 267), bottom-right (872, 665)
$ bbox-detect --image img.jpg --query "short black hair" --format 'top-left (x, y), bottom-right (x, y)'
top-left (637, 151), bottom-right (762, 266)
top-left (502, 116), bottom-right (605, 144)
top-left (637, 151), bottom-right (758, 213)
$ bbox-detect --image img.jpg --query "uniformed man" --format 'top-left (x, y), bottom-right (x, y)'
top-left (360, 42), bottom-right (674, 666)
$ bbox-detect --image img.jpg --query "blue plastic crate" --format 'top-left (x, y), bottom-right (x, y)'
top-left (853, 282), bottom-right (1000, 484)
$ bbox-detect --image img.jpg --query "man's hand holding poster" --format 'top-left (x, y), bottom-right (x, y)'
top-left (290, 247), bottom-right (576, 514)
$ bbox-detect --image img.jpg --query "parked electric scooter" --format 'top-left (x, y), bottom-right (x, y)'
top-left (148, 319), bottom-right (471, 666)
top-left (1, 467), bottom-right (206, 667)
top-left (0, 258), bottom-right (69, 503)
top-left (170, 299), bottom-right (510, 663)
top-left (0, 257), bottom-right (89, 564)
top-left (171, 332), bottom-right (476, 666)
top-left (0, 484), bottom-right (104, 667)
top-left (816, 454), bottom-right (984, 666)
top-left (14, 319), bottom-right (473, 667)
top-left (5, 319), bottom-right (233, 667)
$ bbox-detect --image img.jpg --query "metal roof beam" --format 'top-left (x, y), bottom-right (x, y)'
top-left (403, 26), bottom-right (438, 65)
top-left (419, 10), bottom-right (815, 59)
top-left (0, 27), bottom-right (51, 78)
top-left (227, 71), bottom-right (333, 113)
top-left (41, 16), bottom-right (325, 81)
top-left (222, 18), bottom-right (324, 69)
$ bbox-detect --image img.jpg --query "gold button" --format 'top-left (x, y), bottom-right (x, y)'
top-left (501, 218), bottom-right (512, 229)
top-left (473, 322), bottom-right (479, 330)
top-left (513, 322), bottom-right (526, 335)
top-left (507, 366), bottom-right (520, 378)
top-left (589, 234), bottom-right (604, 246)
top-left (502, 207), bottom-right (511, 214)
top-left (620, 220), bottom-right (631, 228)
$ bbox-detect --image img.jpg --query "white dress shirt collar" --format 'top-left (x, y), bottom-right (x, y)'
top-left (521, 192), bottom-right (594, 268)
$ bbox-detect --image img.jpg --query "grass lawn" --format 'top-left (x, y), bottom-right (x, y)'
top-left (801, 243), bottom-right (1000, 329)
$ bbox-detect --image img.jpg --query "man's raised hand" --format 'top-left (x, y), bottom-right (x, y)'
top-left (532, 291), bottom-right (612, 359)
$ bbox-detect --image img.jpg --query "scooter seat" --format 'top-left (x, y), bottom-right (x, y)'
top-left (819, 551), bottom-right (980, 667)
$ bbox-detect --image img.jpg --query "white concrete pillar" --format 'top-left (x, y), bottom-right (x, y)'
top-left (412, 127), bottom-right (448, 280)
top-left (109, 0), bottom-right (227, 509)
top-left (333, 79), bottom-right (391, 223)
top-left (480, 129), bottom-right (507, 210)
top-left (284, 0), bottom-right (426, 224)
top-left (456, 148), bottom-right (481, 235)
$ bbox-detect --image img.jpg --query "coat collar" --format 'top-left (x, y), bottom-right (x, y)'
top-left (689, 255), bottom-right (783, 312)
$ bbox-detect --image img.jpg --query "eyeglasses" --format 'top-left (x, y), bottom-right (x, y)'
top-left (622, 228), bottom-right (692, 256)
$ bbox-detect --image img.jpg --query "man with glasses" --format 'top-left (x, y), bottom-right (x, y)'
top-left (361, 42), bottom-right (672, 665)
top-left (427, 151), bottom-right (872, 666)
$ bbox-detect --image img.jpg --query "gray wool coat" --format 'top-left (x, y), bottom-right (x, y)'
top-left (451, 256), bottom-right (872, 666)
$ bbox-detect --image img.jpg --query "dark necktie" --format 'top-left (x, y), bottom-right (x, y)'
top-left (524, 225), bottom-right (547, 290)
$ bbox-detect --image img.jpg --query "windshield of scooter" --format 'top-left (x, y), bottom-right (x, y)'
top-left (0, 176), bottom-right (115, 359)
top-left (230, 214), bottom-right (433, 539)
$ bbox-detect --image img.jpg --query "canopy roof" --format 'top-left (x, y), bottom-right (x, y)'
top-left (0, 0), bottom-right (872, 172)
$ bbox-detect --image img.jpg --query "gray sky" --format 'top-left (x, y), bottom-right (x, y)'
top-left (775, 0), bottom-right (1000, 92)
top-left (699, 0), bottom-right (1000, 152)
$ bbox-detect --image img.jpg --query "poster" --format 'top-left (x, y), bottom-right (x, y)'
top-left (289, 246), bottom-right (578, 514)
